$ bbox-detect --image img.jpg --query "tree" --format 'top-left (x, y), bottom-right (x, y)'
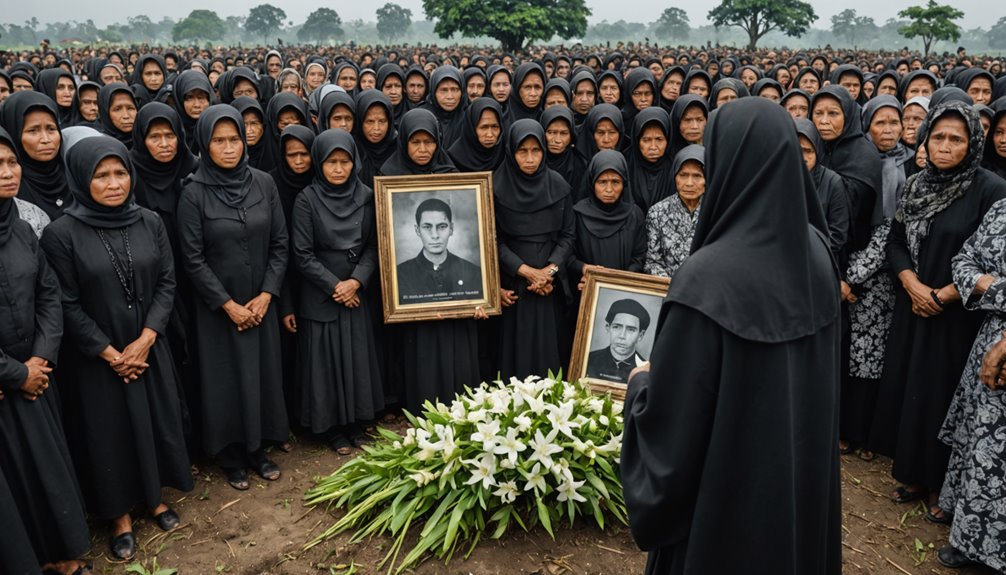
top-left (127, 15), bottom-right (157, 42)
top-left (422, 0), bottom-right (590, 52)
top-left (24, 17), bottom-right (39, 43)
top-left (989, 16), bottom-right (1006, 50)
top-left (707, 0), bottom-right (816, 50)
top-left (654, 7), bottom-right (690, 41)
top-left (898, 0), bottom-right (963, 56)
top-left (376, 3), bottom-right (413, 43)
top-left (297, 8), bottom-right (344, 43)
top-left (830, 9), bottom-right (875, 46)
top-left (245, 4), bottom-right (286, 43)
top-left (172, 9), bottom-right (225, 43)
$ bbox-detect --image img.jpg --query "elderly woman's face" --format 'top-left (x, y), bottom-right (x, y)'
top-left (926, 115), bottom-right (970, 171)
top-left (89, 156), bottom-right (131, 207)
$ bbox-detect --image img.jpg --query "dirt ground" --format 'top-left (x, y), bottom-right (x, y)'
top-left (82, 427), bottom-right (1000, 575)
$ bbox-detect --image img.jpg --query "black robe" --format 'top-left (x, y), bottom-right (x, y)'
top-left (0, 213), bottom-right (90, 567)
top-left (870, 169), bottom-right (1006, 489)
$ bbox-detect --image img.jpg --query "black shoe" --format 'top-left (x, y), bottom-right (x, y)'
top-left (937, 546), bottom-right (974, 569)
top-left (250, 456), bottom-right (281, 481)
top-left (154, 507), bottom-right (180, 531)
top-left (110, 531), bottom-right (136, 560)
top-left (224, 467), bottom-right (250, 491)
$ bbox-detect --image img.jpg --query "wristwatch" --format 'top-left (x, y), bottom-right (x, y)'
top-left (547, 265), bottom-right (560, 276)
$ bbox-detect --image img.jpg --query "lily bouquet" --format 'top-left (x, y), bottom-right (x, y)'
top-left (304, 374), bottom-right (626, 573)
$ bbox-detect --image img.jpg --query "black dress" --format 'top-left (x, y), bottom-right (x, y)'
top-left (0, 207), bottom-right (89, 568)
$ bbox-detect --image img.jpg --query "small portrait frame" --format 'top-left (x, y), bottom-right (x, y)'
top-left (374, 172), bottom-right (501, 323)
top-left (569, 268), bottom-right (670, 399)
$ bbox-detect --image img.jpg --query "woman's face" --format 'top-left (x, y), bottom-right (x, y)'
top-left (21, 110), bottom-right (61, 162)
top-left (593, 118), bottom-right (619, 151)
top-left (679, 106), bottom-right (706, 144)
top-left (382, 76), bottom-right (403, 105)
top-left (544, 88), bottom-right (566, 109)
top-left (55, 77), bottom-right (75, 107)
top-left (514, 137), bottom-right (543, 176)
top-left (926, 115), bottom-right (969, 171)
top-left (466, 76), bottom-right (486, 100)
top-left (359, 72), bottom-right (376, 91)
top-left (902, 104), bottom-right (927, 146)
top-left (518, 72), bottom-right (545, 109)
top-left (877, 77), bottom-right (898, 96)
top-left (99, 66), bottom-right (123, 85)
top-left (630, 81), bottom-right (654, 110)
top-left (799, 135), bottom-right (817, 171)
top-left (144, 119), bottom-right (179, 164)
top-left (686, 78), bottom-right (708, 98)
top-left (661, 73), bottom-right (683, 102)
top-left (407, 131), bottom-right (437, 166)
top-left (599, 77), bottom-right (620, 104)
top-left (967, 78), bottom-right (993, 106)
top-left (475, 109), bottom-right (501, 149)
top-left (812, 96), bottom-right (844, 142)
top-left (714, 87), bottom-right (737, 108)
top-left (798, 74), bottom-right (819, 95)
top-left (675, 160), bottom-right (705, 205)
top-left (994, 116), bottom-right (1006, 160)
top-left (593, 169), bottom-right (624, 205)
top-left (435, 79), bottom-right (463, 112)
top-left (267, 56), bottom-right (282, 78)
top-left (0, 144), bottom-right (22, 201)
top-left (142, 60), bottom-right (164, 91)
top-left (544, 120), bottom-right (571, 155)
top-left (406, 75), bottom-right (427, 103)
top-left (638, 124), bottom-right (667, 163)
top-left (572, 80), bottom-right (596, 115)
top-left (306, 66), bottom-right (326, 90)
top-left (838, 73), bottom-right (861, 101)
top-left (183, 90), bottom-right (210, 120)
top-left (279, 74), bottom-right (303, 96)
top-left (869, 107), bottom-right (903, 153)
top-left (208, 120), bottom-right (244, 168)
top-left (490, 72), bottom-right (511, 103)
top-left (739, 69), bottom-right (758, 88)
top-left (362, 106), bottom-right (389, 144)
top-left (776, 68), bottom-right (791, 88)
top-left (89, 156), bottom-right (131, 207)
top-left (109, 92), bottom-right (137, 133)
top-left (336, 67), bottom-right (358, 91)
top-left (326, 105), bottom-right (353, 132)
top-left (284, 139), bottom-right (311, 174)
top-left (78, 87), bottom-right (99, 122)
top-left (232, 78), bottom-right (257, 99)
top-left (322, 149), bottom-right (353, 185)
top-left (915, 142), bottom-right (928, 168)
top-left (759, 86), bottom-right (782, 102)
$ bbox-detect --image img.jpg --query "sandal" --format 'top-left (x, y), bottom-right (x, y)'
top-left (330, 434), bottom-right (353, 456)
top-left (153, 507), bottom-right (180, 531)
top-left (891, 485), bottom-right (926, 504)
top-left (926, 505), bottom-right (953, 525)
top-left (857, 449), bottom-right (876, 462)
top-left (110, 531), bottom-right (136, 560)
top-left (251, 457), bottom-right (281, 481)
top-left (225, 468), bottom-right (250, 491)
top-left (277, 441), bottom-right (294, 453)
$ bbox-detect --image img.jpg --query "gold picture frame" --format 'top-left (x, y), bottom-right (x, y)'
top-left (568, 268), bottom-right (670, 399)
top-left (373, 172), bottom-right (501, 323)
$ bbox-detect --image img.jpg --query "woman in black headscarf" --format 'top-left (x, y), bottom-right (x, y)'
top-left (794, 119), bottom-right (849, 264)
top-left (669, 95), bottom-right (708, 156)
top-left (172, 70), bottom-right (215, 152)
top-left (578, 103), bottom-right (624, 162)
top-left (597, 70), bottom-right (623, 106)
top-left (0, 91), bottom-right (72, 219)
top-left (811, 85), bottom-right (882, 260)
top-left (506, 62), bottom-right (547, 125)
top-left (0, 127), bottom-right (92, 575)
top-left (658, 66), bottom-right (686, 113)
top-left (681, 69), bottom-right (711, 100)
top-left (217, 67), bottom-right (259, 105)
top-left (794, 67), bottom-right (821, 95)
top-left (622, 97), bottom-right (842, 575)
top-left (464, 66), bottom-right (487, 101)
top-left (379, 108), bottom-right (457, 176)
top-left (569, 149), bottom-right (645, 292)
top-left (830, 64), bottom-right (867, 105)
top-left (130, 54), bottom-right (168, 108)
top-left (96, 83), bottom-right (137, 149)
top-left (626, 107), bottom-right (675, 213)
top-left (870, 102), bottom-right (1006, 520)
top-left (422, 66), bottom-right (467, 148)
top-left (177, 105), bottom-right (290, 492)
top-left (263, 92), bottom-right (309, 172)
top-left (291, 129), bottom-right (383, 453)
top-left (231, 96), bottom-right (268, 170)
top-left (377, 63), bottom-right (408, 128)
top-left (540, 107), bottom-right (587, 196)
top-left (644, 144), bottom-right (705, 279)
top-left (543, 77), bottom-right (570, 109)
top-left (708, 78), bottom-right (749, 110)
top-left (752, 78), bottom-right (784, 102)
top-left (353, 91), bottom-right (398, 188)
top-left (404, 65), bottom-right (429, 110)
top-left (40, 136), bottom-right (193, 560)
top-left (983, 99), bottom-right (1006, 180)
top-left (494, 119), bottom-right (574, 378)
top-left (621, 68), bottom-right (657, 129)
top-left (447, 97), bottom-right (505, 173)
top-left (35, 68), bottom-right (76, 126)
top-left (955, 68), bottom-right (995, 106)
top-left (317, 89), bottom-right (356, 133)
top-left (486, 65), bottom-right (512, 115)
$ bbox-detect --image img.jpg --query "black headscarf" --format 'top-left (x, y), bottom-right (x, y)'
top-left (379, 108), bottom-right (457, 176)
top-left (626, 107), bottom-right (675, 212)
top-left (0, 128), bottom-right (18, 243)
top-left (271, 124), bottom-right (316, 225)
top-left (492, 119), bottom-right (570, 224)
top-left (35, 68), bottom-right (76, 126)
top-left (708, 78), bottom-right (749, 110)
top-left (544, 77), bottom-right (571, 107)
top-left (447, 97), bottom-right (505, 173)
top-left (897, 102), bottom-right (986, 267)
top-left (129, 102), bottom-right (199, 214)
top-left (329, 61), bottom-right (360, 97)
top-left (669, 94), bottom-right (708, 156)
top-left (377, 63), bottom-right (408, 126)
top-left (897, 70), bottom-right (937, 102)
top-left (404, 65), bottom-right (429, 110)
top-left (63, 136), bottom-right (142, 228)
top-left (682, 69), bottom-right (711, 98)
top-left (658, 66), bottom-right (686, 113)
top-left (300, 129), bottom-right (372, 249)
top-left (218, 67), bottom-right (259, 105)
top-left (352, 90), bottom-right (398, 186)
top-left (316, 89), bottom-right (355, 132)
top-left (130, 54), bottom-right (168, 107)
top-left (189, 105), bottom-right (253, 208)
top-left (752, 78), bottom-right (783, 99)
top-left (230, 96), bottom-right (267, 170)
top-left (983, 99), bottom-right (1006, 178)
top-left (0, 91), bottom-right (71, 219)
top-left (264, 92), bottom-right (309, 170)
top-left (96, 82), bottom-right (136, 148)
top-left (505, 63), bottom-right (546, 125)
top-left (422, 66), bottom-right (466, 147)
top-left (621, 67), bottom-right (657, 128)
top-left (829, 64), bottom-right (867, 105)
top-left (578, 103), bottom-right (623, 158)
top-left (540, 106), bottom-right (587, 193)
top-left (928, 86), bottom-right (973, 108)
top-left (172, 70), bottom-right (216, 151)
top-left (668, 97), bottom-right (836, 342)
top-left (574, 149), bottom-right (634, 238)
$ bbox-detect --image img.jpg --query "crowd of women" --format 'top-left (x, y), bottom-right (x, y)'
top-left (0, 40), bottom-right (1005, 574)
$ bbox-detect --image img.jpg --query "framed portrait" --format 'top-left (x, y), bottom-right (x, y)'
top-left (569, 268), bottom-right (670, 399)
top-left (373, 172), bottom-right (501, 323)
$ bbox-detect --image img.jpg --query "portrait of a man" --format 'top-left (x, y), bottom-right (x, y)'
top-left (586, 298), bottom-right (652, 384)
top-left (396, 197), bottom-right (484, 305)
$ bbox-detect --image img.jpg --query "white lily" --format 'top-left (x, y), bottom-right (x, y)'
top-left (527, 427), bottom-right (562, 469)
top-left (547, 400), bottom-right (581, 439)
top-left (556, 478), bottom-right (587, 503)
top-left (471, 419), bottom-right (501, 451)
top-left (491, 427), bottom-right (527, 466)
top-left (513, 414), bottom-right (532, 432)
top-left (466, 408), bottom-right (488, 424)
top-left (493, 480), bottom-right (519, 504)
top-left (409, 469), bottom-right (437, 487)
top-left (463, 453), bottom-right (499, 489)
top-left (523, 462), bottom-right (547, 494)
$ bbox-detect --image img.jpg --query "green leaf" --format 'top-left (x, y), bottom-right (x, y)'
top-left (536, 497), bottom-right (554, 538)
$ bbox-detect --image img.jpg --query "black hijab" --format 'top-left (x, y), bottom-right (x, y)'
top-left (404, 66), bottom-right (429, 110)
top-left (422, 66), bottom-right (466, 147)
top-left (379, 108), bottom-right (457, 176)
top-left (129, 102), bottom-right (199, 214)
top-left (897, 69), bottom-right (937, 102)
top-left (264, 92), bottom-right (309, 169)
top-left (829, 64), bottom-right (867, 105)
top-left (626, 107), bottom-right (675, 212)
top-left (983, 99), bottom-right (1006, 178)
top-left (35, 68), bottom-right (76, 126)
top-left (861, 96), bottom-right (912, 223)
top-left (316, 89), bottom-right (355, 132)
top-left (668, 97), bottom-right (836, 342)
top-left (682, 69), bottom-right (711, 99)
top-left (352, 90), bottom-right (398, 185)
top-left (130, 54), bottom-right (168, 107)
top-left (658, 66), bottom-right (686, 113)
top-left (507, 63), bottom-right (546, 124)
top-left (218, 67), bottom-right (259, 105)
top-left (172, 70), bottom-right (216, 150)
top-left (97, 82), bottom-right (136, 148)
top-left (447, 97), bottom-right (505, 173)
top-left (271, 124), bottom-right (316, 223)
top-left (63, 136), bottom-right (142, 228)
top-left (230, 96), bottom-right (267, 170)
top-left (708, 78), bottom-right (749, 110)
top-left (540, 106), bottom-right (587, 193)
top-left (669, 94), bottom-right (708, 156)
top-left (189, 105), bottom-right (253, 208)
top-left (377, 63), bottom-right (408, 126)
top-left (544, 77), bottom-right (571, 107)
top-left (0, 91), bottom-right (71, 219)
top-left (578, 103), bottom-right (624, 158)
top-left (574, 149), bottom-right (634, 238)
top-left (0, 129), bottom-right (18, 243)
top-left (621, 67), bottom-right (657, 127)
top-left (492, 119), bottom-right (570, 223)
top-left (301, 129), bottom-right (372, 249)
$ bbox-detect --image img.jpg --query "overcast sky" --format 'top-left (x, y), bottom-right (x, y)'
top-left (5, 0), bottom-right (999, 31)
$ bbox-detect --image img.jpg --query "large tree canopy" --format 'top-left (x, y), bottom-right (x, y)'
top-left (245, 4), bottom-right (286, 43)
top-left (898, 0), bottom-right (964, 56)
top-left (421, 0), bottom-right (590, 52)
top-left (708, 0), bottom-right (816, 50)
top-left (654, 8), bottom-right (690, 41)
top-left (171, 9), bottom-right (225, 43)
top-left (376, 3), bottom-right (413, 43)
top-left (297, 7), bottom-right (343, 43)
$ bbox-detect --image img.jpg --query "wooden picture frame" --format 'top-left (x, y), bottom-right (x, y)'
top-left (373, 172), bottom-right (501, 324)
top-left (569, 268), bottom-right (670, 399)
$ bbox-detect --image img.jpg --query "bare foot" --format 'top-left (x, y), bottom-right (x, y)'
top-left (112, 512), bottom-right (133, 536)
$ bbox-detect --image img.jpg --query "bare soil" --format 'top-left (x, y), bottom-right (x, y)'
top-left (81, 428), bottom-right (999, 575)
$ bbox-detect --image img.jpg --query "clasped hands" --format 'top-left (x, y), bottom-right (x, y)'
top-left (100, 327), bottom-right (157, 384)
top-left (10, 356), bottom-right (52, 401)
top-left (518, 264), bottom-right (556, 296)
top-left (898, 270), bottom-right (960, 318)
top-left (224, 292), bottom-right (273, 332)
